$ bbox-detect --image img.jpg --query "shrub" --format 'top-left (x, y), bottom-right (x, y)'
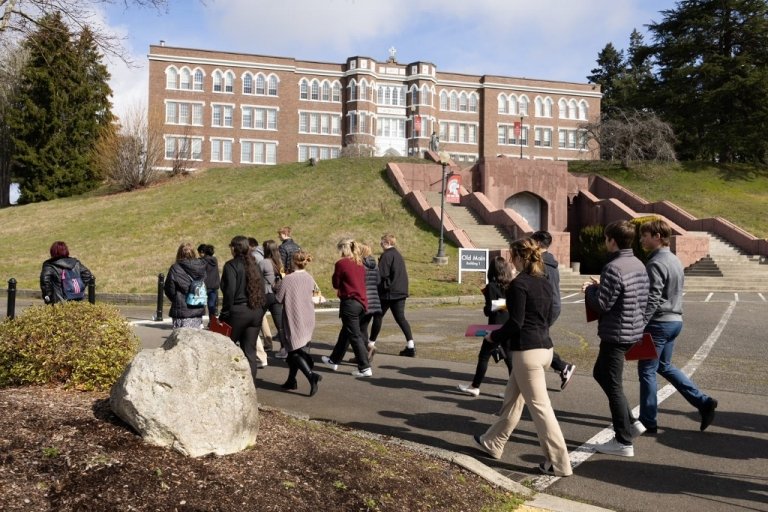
top-left (0, 302), bottom-right (139, 391)
top-left (578, 224), bottom-right (608, 274)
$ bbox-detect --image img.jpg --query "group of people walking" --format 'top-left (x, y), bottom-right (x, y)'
top-left (473, 220), bottom-right (717, 477)
top-left (41, 217), bottom-right (717, 478)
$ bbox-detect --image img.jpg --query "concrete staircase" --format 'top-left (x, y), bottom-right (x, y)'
top-left (683, 232), bottom-right (768, 291)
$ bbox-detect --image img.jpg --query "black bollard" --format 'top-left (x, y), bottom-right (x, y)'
top-left (154, 273), bottom-right (164, 321)
top-left (7, 278), bottom-right (16, 319)
top-left (88, 276), bottom-right (96, 304)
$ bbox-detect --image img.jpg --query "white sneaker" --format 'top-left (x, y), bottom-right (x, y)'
top-left (631, 420), bottom-right (647, 438)
top-left (593, 437), bottom-right (634, 457)
top-left (321, 356), bottom-right (338, 371)
top-left (560, 364), bottom-right (576, 391)
top-left (351, 367), bottom-right (372, 377)
top-left (275, 348), bottom-right (288, 359)
top-left (457, 384), bottom-right (480, 397)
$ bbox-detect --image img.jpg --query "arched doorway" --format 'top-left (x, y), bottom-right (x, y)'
top-left (505, 192), bottom-right (544, 231)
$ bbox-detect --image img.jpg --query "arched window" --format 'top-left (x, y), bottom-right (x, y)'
top-left (256, 74), bottom-right (266, 95)
top-left (224, 71), bottom-right (234, 93)
top-left (509, 95), bottom-right (518, 115)
top-left (450, 91), bottom-right (458, 111)
top-left (384, 87), bottom-right (391, 105)
top-left (422, 85), bottom-right (431, 106)
top-left (469, 93), bottom-right (478, 112)
top-left (400, 87), bottom-right (406, 105)
top-left (558, 98), bottom-right (568, 119)
top-left (243, 74), bottom-right (253, 94)
top-left (568, 99), bottom-right (577, 119)
top-left (578, 100), bottom-right (588, 120)
top-left (349, 80), bottom-right (358, 101)
top-left (268, 75), bottom-right (278, 96)
top-left (179, 68), bottom-right (191, 90)
top-left (498, 94), bottom-right (507, 114)
top-left (299, 79), bottom-right (308, 100)
top-left (519, 95), bottom-right (529, 116)
top-left (193, 69), bottom-right (204, 91)
top-left (165, 67), bottom-right (178, 89)
top-left (212, 70), bottom-right (223, 92)
top-left (544, 97), bottom-right (553, 117)
top-left (459, 92), bottom-right (468, 112)
top-left (359, 79), bottom-right (368, 101)
top-left (311, 80), bottom-right (320, 100)
top-left (411, 85), bottom-right (419, 105)
top-left (535, 97), bottom-right (543, 117)
top-left (440, 91), bottom-right (448, 111)
top-left (322, 81), bottom-right (331, 101)
top-left (332, 81), bottom-right (341, 102)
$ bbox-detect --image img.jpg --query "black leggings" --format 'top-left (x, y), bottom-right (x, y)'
top-left (471, 339), bottom-right (513, 388)
top-left (228, 304), bottom-right (266, 385)
top-left (369, 298), bottom-right (413, 342)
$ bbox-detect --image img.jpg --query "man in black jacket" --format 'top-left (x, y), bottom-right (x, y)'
top-left (277, 226), bottom-right (301, 273)
top-left (531, 231), bottom-right (576, 390)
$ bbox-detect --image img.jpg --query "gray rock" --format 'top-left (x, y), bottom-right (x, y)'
top-left (110, 328), bottom-right (259, 457)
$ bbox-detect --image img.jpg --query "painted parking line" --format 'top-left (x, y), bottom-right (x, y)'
top-left (530, 300), bottom-right (737, 491)
top-left (705, 293), bottom-right (713, 302)
top-left (759, 293), bottom-right (766, 302)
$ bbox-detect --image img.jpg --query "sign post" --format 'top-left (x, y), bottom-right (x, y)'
top-left (458, 248), bottom-right (489, 284)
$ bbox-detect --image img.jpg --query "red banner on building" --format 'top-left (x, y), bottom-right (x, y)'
top-left (414, 115), bottom-right (422, 131)
top-left (446, 174), bottom-right (462, 204)
top-left (513, 121), bottom-right (522, 139)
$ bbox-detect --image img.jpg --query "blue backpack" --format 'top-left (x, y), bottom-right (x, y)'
top-left (183, 270), bottom-right (207, 307)
top-left (61, 267), bottom-right (85, 300)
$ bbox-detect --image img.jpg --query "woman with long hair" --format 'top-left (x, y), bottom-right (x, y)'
top-left (259, 239), bottom-right (285, 356)
top-left (220, 235), bottom-right (267, 386)
top-left (458, 256), bottom-right (515, 397)
top-left (276, 250), bottom-right (322, 396)
top-left (473, 238), bottom-right (572, 477)
top-left (164, 242), bottom-right (207, 329)
top-left (321, 238), bottom-right (372, 377)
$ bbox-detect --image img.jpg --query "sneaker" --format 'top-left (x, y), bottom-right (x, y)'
top-left (351, 367), bottom-right (372, 377)
top-left (700, 398), bottom-right (718, 431)
top-left (321, 356), bottom-right (338, 371)
top-left (593, 437), bottom-right (634, 457)
top-left (275, 348), bottom-right (288, 359)
top-left (538, 461), bottom-right (556, 476)
top-left (560, 364), bottom-right (576, 391)
top-left (399, 347), bottom-right (416, 357)
top-left (256, 361), bottom-right (268, 369)
top-left (630, 420), bottom-right (647, 437)
top-left (457, 384), bottom-right (480, 397)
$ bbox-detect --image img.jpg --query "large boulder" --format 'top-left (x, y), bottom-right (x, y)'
top-left (110, 328), bottom-right (259, 457)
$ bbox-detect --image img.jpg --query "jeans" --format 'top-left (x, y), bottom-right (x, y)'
top-left (593, 342), bottom-right (634, 445)
top-left (369, 298), bottom-right (413, 342)
top-left (638, 321), bottom-right (709, 428)
top-left (206, 289), bottom-right (218, 319)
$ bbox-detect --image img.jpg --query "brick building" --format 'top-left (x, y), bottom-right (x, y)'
top-left (148, 44), bottom-right (601, 170)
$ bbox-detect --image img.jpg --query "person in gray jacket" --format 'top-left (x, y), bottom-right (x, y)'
top-left (637, 219), bottom-right (717, 434)
top-left (583, 220), bottom-right (649, 457)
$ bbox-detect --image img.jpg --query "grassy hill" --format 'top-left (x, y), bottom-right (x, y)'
top-left (0, 158), bottom-right (482, 297)
top-left (2, 158), bottom-right (766, 298)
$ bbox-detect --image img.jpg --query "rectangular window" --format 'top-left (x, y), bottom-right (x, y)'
top-left (222, 140), bottom-right (232, 161)
top-left (543, 128), bottom-right (551, 147)
top-left (165, 102), bottom-right (177, 124)
top-left (223, 106), bottom-right (233, 127)
top-left (331, 116), bottom-right (340, 134)
top-left (212, 105), bottom-right (222, 127)
top-left (254, 142), bottom-right (264, 163)
top-left (321, 114), bottom-right (329, 134)
top-left (267, 110), bottom-right (277, 130)
top-left (254, 108), bottom-right (265, 129)
top-left (191, 139), bottom-right (202, 160)
top-left (310, 114), bottom-right (319, 133)
top-left (558, 130), bottom-right (567, 148)
top-left (498, 125), bottom-right (506, 145)
top-left (192, 104), bottom-right (202, 125)
top-left (348, 113), bottom-right (356, 133)
top-left (266, 144), bottom-right (276, 164)
top-left (165, 137), bottom-right (175, 159)
top-left (178, 103), bottom-right (189, 125)
top-left (359, 113), bottom-right (367, 134)
top-left (299, 146), bottom-right (308, 162)
top-left (211, 140), bottom-right (221, 162)
top-left (241, 142), bottom-right (252, 163)
top-left (242, 108), bottom-right (252, 128)
top-left (299, 112), bottom-right (308, 133)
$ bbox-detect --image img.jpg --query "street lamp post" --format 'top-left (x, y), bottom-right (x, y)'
top-left (519, 114), bottom-right (525, 159)
top-left (433, 161), bottom-right (449, 265)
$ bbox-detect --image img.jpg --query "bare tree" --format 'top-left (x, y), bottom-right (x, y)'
top-left (582, 109), bottom-right (677, 167)
top-left (93, 103), bottom-right (165, 191)
top-left (0, 0), bottom-right (169, 62)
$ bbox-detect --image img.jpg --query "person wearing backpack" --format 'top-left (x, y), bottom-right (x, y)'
top-left (164, 242), bottom-right (208, 329)
top-left (198, 244), bottom-right (221, 321)
top-left (40, 241), bottom-right (93, 304)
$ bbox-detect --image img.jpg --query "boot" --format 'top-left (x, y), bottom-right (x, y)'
top-left (294, 352), bottom-right (322, 397)
top-left (299, 347), bottom-right (314, 370)
top-left (281, 358), bottom-right (298, 390)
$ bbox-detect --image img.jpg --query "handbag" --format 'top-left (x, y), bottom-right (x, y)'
top-left (625, 333), bottom-right (658, 361)
top-left (209, 316), bottom-right (232, 337)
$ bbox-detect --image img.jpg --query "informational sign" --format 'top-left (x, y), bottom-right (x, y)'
top-left (445, 174), bottom-right (461, 204)
top-left (458, 248), bottom-right (489, 284)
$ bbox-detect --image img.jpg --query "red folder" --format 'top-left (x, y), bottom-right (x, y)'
top-left (625, 333), bottom-right (658, 361)
top-left (465, 324), bottom-right (502, 337)
top-left (209, 316), bottom-right (232, 338)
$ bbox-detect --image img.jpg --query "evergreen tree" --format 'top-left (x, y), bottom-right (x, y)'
top-left (587, 43), bottom-right (625, 113)
top-left (7, 13), bottom-right (114, 203)
top-left (647, 0), bottom-right (768, 162)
